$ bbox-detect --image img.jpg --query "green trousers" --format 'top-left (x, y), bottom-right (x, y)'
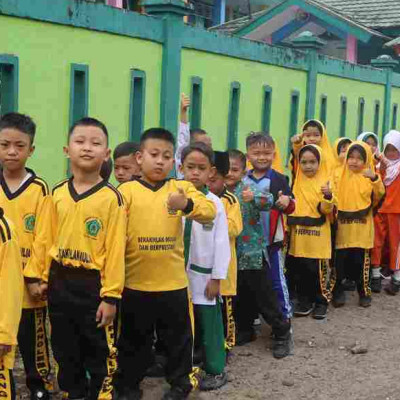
top-left (194, 302), bottom-right (226, 375)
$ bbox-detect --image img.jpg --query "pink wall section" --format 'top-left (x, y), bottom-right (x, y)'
top-left (346, 35), bottom-right (358, 64)
top-left (106, 0), bottom-right (123, 8)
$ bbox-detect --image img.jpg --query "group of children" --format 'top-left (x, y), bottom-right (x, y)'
top-left (0, 90), bottom-right (399, 400)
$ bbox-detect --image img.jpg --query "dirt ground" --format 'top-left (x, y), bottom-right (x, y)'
top-left (15, 282), bottom-right (400, 400)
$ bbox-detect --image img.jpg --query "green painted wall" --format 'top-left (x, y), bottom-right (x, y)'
top-left (316, 74), bottom-right (385, 141)
top-left (181, 49), bottom-right (308, 158)
top-left (0, 15), bottom-right (162, 185)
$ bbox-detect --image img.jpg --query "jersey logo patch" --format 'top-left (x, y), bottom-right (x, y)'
top-left (85, 218), bottom-right (102, 238)
top-left (24, 214), bottom-right (36, 233)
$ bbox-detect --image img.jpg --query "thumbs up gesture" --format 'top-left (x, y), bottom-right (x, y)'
top-left (180, 93), bottom-right (191, 113)
top-left (321, 181), bottom-right (332, 198)
top-left (275, 190), bottom-right (290, 210)
top-left (242, 185), bottom-right (255, 203)
top-left (167, 187), bottom-right (188, 211)
top-left (362, 168), bottom-right (377, 180)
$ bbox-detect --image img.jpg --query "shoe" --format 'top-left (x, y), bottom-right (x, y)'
top-left (161, 386), bottom-right (189, 400)
top-left (272, 328), bottom-right (294, 359)
top-left (370, 277), bottom-right (382, 293)
top-left (236, 329), bottom-right (257, 346)
top-left (253, 318), bottom-right (261, 326)
top-left (385, 278), bottom-right (400, 296)
top-left (199, 372), bottom-right (228, 391)
top-left (332, 290), bottom-right (346, 308)
top-left (31, 390), bottom-right (50, 400)
top-left (294, 302), bottom-right (313, 317)
top-left (342, 278), bottom-right (356, 291)
top-left (312, 303), bottom-right (327, 320)
top-left (116, 388), bottom-right (143, 400)
top-left (359, 296), bottom-right (372, 308)
top-left (145, 361), bottom-right (165, 377)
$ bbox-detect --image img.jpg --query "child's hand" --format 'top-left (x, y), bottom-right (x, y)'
top-left (291, 134), bottom-right (303, 145)
top-left (167, 188), bottom-right (188, 212)
top-left (321, 181), bottom-right (332, 198)
top-left (242, 186), bottom-right (254, 203)
top-left (39, 282), bottom-right (48, 301)
top-left (96, 301), bottom-right (117, 328)
top-left (275, 191), bottom-right (290, 210)
top-left (0, 344), bottom-right (11, 358)
top-left (26, 282), bottom-right (42, 301)
top-left (180, 93), bottom-right (190, 123)
top-left (362, 168), bottom-right (377, 180)
top-left (205, 279), bottom-right (220, 300)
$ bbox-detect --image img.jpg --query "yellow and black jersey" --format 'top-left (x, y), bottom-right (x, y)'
top-left (119, 178), bottom-right (216, 292)
top-left (45, 178), bottom-right (126, 301)
top-left (219, 188), bottom-right (243, 296)
top-left (0, 169), bottom-right (53, 309)
top-left (0, 209), bottom-right (24, 369)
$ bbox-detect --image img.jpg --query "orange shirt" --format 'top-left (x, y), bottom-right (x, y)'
top-left (379, 174), bottom-right (400, 214)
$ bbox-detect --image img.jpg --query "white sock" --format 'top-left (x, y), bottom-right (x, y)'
top-left (394, 270), bottom-right (400, 282)
top-left (372, 267), bottom-right (381, 279)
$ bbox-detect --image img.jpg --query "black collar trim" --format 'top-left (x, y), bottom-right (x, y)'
top-left (0, 168), bottom-right (37, 200)
top-left (68, 178), bottom-right (107, 202)
top-left (136, 178), bottom-right (168, 192)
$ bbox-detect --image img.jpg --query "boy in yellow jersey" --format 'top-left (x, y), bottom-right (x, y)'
top-left (33, 118), bottom-right (126, 400)
top-left (117, 128), bottom-right (216, 400)
top-left (208, 151), bottom-right (243, 352)
top-left (0, 113), bottom-right (53, 400)
top-left (0, 209), bottom-right (24, 400)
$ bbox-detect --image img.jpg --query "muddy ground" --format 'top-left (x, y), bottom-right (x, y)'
top-left (15, 283), bottom-right (400, 400)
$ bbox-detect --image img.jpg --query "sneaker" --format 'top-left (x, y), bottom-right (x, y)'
top-left (199, 372), bottom-right (228, 391)
top-left (370, 277), bottom-right (381, 293)
top-left (359, 296), bottom-right (372, 308)
top-left (161, 387), bottom-right (189, 400)
top-left (385, 278), bottom-right (400, 296)
top-left (294, 302), bottom-right (313, 317)
top-left (31, 390), bottom-right (50, 400)
top-left (312, 303), bottom-right (328, 320)
top-left (332, 290), bottom-right (346, 308)
top-left (253, 318), bottom-right (262, 326)
top-left (236, 329), bottom-right (257, 346)
top-left (342, 278), bottom-right (356, 291)
top-left (272, 328), bottom-right (294, 359)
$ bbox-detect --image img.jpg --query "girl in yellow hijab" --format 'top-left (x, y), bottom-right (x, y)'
top-left (333, 141), bottom-right (385, 308)
top-left (286, 144), bottom-right (336, 319)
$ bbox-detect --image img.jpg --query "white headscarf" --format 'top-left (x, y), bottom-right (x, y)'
top-left (383, 130), bottom-right (400, 186)
top-left (357, 132), bottom-right (380, 154)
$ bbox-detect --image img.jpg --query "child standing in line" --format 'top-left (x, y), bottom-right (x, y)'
top-left (117, 129), bottom-right (216, 400)
top-left (332, 138), bottom-right (352, 187)
top-left (0, 210), bottom-right (24, 400)
top-left (113, 141), bottom-right (141, 184)
top-left (0, 113), bottom-right (53, 400)
top-left (357, 132), bottom-right (380, 164)
top-left (333, 141), bottom-right (385, 308)
top-left (209, 151), bottom-right (243, 353)
top-left (286, 145), bottom-right (336, 319)
top-left (180, 143), bottom-right (230, 391)
top-left (371, 130), bottom-right (400, 294)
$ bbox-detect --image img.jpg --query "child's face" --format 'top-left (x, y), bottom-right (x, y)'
top-left (299, 150), bottom-right (319, 178)
top-left (114, 154), bottom-right (140, 184)
top-left (247, 143), bottom-right (275, 172)
top-left (339, 143), bottom-right (350, 162)
top-left (365, 136), bottom-right (378, 155)
top-left (137, 138), bottom-right (174, 185)
top-left (192, 133), bottom-right (212, 148)
top-left (0, 128), bottom-right (34, 173)
top-left (65, 126), bottom-right (110, 173)
top-left (180, 150), bottom-right (213, 190)
top-left (225, 157), bottom-right (245, 189)
top-left (208, 172), bottom-right (225, 196)
top-left (384, 144), bottom-right (400, 161)
top-left (303, 127), bottom-right (322, 146)
top-left (347, 150), bottom-right (365, 173)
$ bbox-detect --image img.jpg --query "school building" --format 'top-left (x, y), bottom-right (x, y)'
top-left (0, 0), bottom-right (400, 185)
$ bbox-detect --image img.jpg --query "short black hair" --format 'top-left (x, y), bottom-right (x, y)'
top-left (140, 128), bottom-right (175, 148)
top-left (69, 117), bottom-right (108, 143)
top-left (337, 138), bottom-right (352, 155)
top-left (246, 132), bottom-right (275, 149)
top-left (190, 128), bottom-right (207, 141)
top-left (347, 144), bottom-right (367, 163)
top-left (214, 151), bottom-right (230, 177)
top-left (113, 141), bottom-right (140, 160)
top-left (100, 158), bottom-right (113, 181)
top-left (299, 145), bottom-right (321, 163)
top-left (181, 142), bottom-right (214, 165)
top-left (0, 113), bottom-right (36, 144)
top-left (303, 120), bottom-right (323, 135)
top-left (228, 149), bottom-right (247, 171)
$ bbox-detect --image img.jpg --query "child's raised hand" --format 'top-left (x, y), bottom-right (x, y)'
top-left (275, 191), bottom-right (290, 210)
top-left (0, 344), bottom-right (11, 358)
top-left (291, 133), bottom-right (303, 145)
top-left (205, 279), bottom-right (220, 300)
top-left (242, 185), bottom-right (254, 203)
top-left (180, 93), bottom-right (190, 113)
top-left (167, 188), bottom-right (188, 211)
top-left (321, 181), bottom-right (332, 198)
top-left (96, 301), bottom-right (117, 328)
top-left (362, 168), bottom-right (377, 180)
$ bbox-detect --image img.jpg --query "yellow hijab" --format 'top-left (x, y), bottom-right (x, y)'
top-left (337, 141), bottom-right (375, 214)
top-left (289, 145), bottom-right (330, 223)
